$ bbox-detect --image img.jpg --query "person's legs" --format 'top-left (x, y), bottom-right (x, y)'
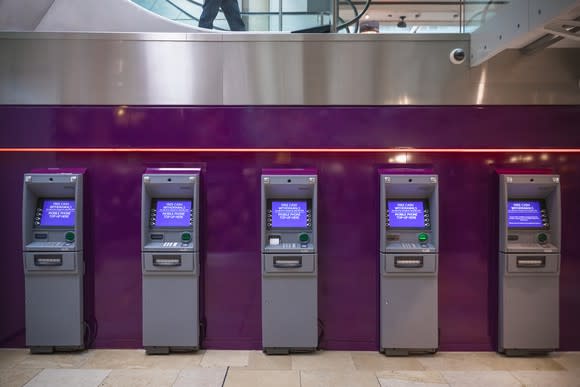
top-left (221, 0), bottom-right (246, 31)
top-left (199, 0), bottom-right (222, 29)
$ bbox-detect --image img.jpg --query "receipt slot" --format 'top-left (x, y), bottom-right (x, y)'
top-left (379, 174), bottom-right (438, 356)
top-left (22, 170), bottom-right (85, 353)
top-left (498, 174), bottom-right (560, 356)
top-left (141, 169), bottom-right (200, 354)
top-left (261, 170), bottom-right (317, 354)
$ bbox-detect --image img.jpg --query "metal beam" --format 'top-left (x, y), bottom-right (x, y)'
top-left (470, 0), bottom-right (580, 67)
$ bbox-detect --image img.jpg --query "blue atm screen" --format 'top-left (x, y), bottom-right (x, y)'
top-left (155, 200), bottom-right (192, 227)
top-left (271, 201), bottom-right (307, 228)
top-left (39, 199), bottom-right (75, 227)
top-left (507, 200), bottom-right (543, 228)
top-left (388, 200), bottom-right (426, 228)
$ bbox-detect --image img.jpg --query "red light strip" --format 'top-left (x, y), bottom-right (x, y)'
top-left (0, 148), bottom-right (579, 153)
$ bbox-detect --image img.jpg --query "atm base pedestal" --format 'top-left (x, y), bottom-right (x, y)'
top-left (261, 254), bottom-right (318, 354)
top-left (29, 345), bottom-right (85, 354)
top-left (263, 347), bottom-right (316, 355)
top-left (382, 348), bottom-right (437, 357)
top-left (145, 346), bottom-right (198, 355)
top-left (501, 349), bottom-right (553, 357)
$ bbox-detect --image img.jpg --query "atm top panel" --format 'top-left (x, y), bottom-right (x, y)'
top-left (144, 167), bottom-right (201, 175)
top-left (34, 198), bottom-right (76, 228)
top-left (507, 199), bottom-right (549, 230)
top-left (262, 168), bottom-right (317, 176)
top-left (30, 168), bottom-right (87, 175)
top-left (377, 166), bottom-right (434, 175)
top-left (386, 199), bottom-right (430, 230)
top-left (149, 199), bottom-right (193, 228)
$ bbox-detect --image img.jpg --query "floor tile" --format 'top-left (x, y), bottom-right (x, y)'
top-left (173, 367), bottom-right (227, 387)
top-left (553, 352), bottom-right (580, 371)
top-left (142, 351), bottom-right (203, 369)
top-left (81, 350), bottom-right (147, 369)
top-left (200, 350), bottom-right (250, 367)
top-left (292, 351), bottom-right (356, 371)
top-left (16, 351), bottom-right (93, 369)
top-left (476, 353), bottom-right (565, 371)
top-left (510, 370), bottom-right (580, 387)
top-left (417, 352), bottom-right (494, 371)
top-left (377, 371), bottom-right (449, 387)
top-left (301, 370), bottom-right (379, 387)
top-left (243, 350), bottom-right (292, 370)
top-left (224, 369), bottom-right (300, 387)
top-left (351, 352), bottom-right (425, 371)
top-left (0, 349), bottom-right (29, 369)
top-left (24, 369), bottom-right (110, 387)
top-left (442, 371), bottom-right (522, 387)
top-left (0, 368), bottom-right (42, 387)
top-left (98, 369), bottom-right (179, 387)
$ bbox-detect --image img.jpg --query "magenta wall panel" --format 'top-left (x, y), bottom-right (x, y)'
top-left (0, 106), bottom-right (579, 351)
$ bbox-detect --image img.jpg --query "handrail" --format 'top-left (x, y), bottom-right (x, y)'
top-left (337, 0), bottom-right (372, 32)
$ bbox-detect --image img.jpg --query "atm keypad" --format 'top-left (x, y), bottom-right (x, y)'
top-left (162, 242), bottom-right (180, 247)
top-left (402, 243), bottom-right (419, 248)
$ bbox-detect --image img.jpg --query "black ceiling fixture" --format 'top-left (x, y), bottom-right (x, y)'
top-left (397, 16), bottom-right (407, 28)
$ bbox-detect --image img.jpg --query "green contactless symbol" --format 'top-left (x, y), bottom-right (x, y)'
top-left (299, 233), bottom-right (310, 243)
top-left (181, 232), bottom-right (192, 242)
top-left (65, 232), bottom-right (75, 242)
top-left (418, 233), bottom-right (428, 243)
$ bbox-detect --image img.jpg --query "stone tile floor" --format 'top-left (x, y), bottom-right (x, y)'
top-left (0, 349), bottom-right (579, 386)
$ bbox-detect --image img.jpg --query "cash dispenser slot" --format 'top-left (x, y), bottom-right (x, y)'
top-left (394, 256), bottom-right (424, 268)
top-left (273, 256), bottom-right (302, 268)
top-left (34, 254), bottom-right (63, 266)
top-left (152, 255), bottom-right (182, 267)
top-left (516, 256), bottom-right (546, 268)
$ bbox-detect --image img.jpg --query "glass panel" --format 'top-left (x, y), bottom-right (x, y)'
top-left (464, 1), bottom-right (511, 32)
top-left (130, 0), bottom-right (329, 32)
top-left (342, 1), bottom-right (462, 34)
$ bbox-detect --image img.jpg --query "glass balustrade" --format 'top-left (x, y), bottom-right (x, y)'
top-left (131, 0), bottom-right (511, 33)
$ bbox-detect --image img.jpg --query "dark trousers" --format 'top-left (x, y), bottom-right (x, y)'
top-left (199, 0), bottom-right (246, 31)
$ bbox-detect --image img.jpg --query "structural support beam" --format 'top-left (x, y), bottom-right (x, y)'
top-left (470, 1), bottom-right (580, 67)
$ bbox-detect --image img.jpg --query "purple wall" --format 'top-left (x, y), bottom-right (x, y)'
top-left (0, 106), bottom-right (579, 351)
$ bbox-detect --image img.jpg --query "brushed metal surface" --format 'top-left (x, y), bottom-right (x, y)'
top-left (0, 32), bottom-right (579, 105)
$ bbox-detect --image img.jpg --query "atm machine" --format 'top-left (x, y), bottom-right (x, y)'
top-left (379, 173), bottom-right (439, 356)
top-left (498, 173), bottom-right (560, 356)
top-left (141, 168), bottom-right (200, 354)
top-left (22, 169), bottom-right (85, 353)
top-left (261, 169), bottom-right (317, 354)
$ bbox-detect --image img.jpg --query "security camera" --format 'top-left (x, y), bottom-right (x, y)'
top-left (449, 48), bottom-right (466, 64)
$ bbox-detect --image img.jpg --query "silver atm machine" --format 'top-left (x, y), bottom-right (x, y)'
top-left (141, 168), bottom-right (200, 354)
top-left (498, 173), bottom-right (560, 356)
top-left (261, 169), bottom-right (317, 354)
top-left (379, 173), bottom-right (439, 356)
top-left (23, 169), bottom-right (85, 353)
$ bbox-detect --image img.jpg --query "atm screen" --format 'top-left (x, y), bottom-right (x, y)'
top-left (39, 199), bottom-right (76, 227)
top-left (271, 200), bottom-right (308, 228)
top-left (507, 200), bottom-right (544, 228)
top-left (154, 200), bottom-right (192, 227)
top-left (387, 200), bottom-right (427, 228)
